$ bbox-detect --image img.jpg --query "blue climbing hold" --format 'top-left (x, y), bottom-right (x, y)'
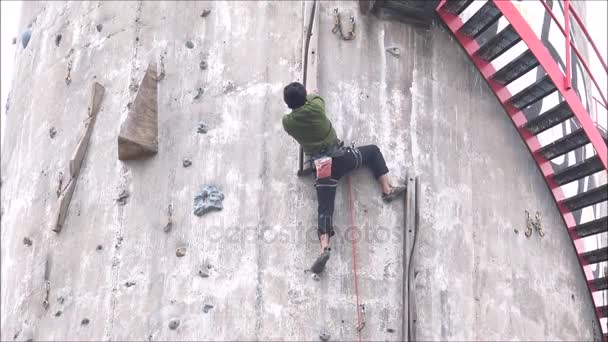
top-left (193, 185), bottom-right (224, 216)
top-left (21, 29), bottom-right (31, 49)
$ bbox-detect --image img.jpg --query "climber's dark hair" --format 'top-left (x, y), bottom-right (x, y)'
top-left (283, 82), bottom-right (307, 109)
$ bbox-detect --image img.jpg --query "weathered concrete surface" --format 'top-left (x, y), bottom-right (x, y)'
top-left (0, 1), bottom-right (599, 341)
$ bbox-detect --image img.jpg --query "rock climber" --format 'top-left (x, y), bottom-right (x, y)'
top-left (282, 81), bottom-right (406, 275)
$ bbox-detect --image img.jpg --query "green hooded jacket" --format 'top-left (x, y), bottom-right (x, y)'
top-left (282, 94), bottom-right (338, 154)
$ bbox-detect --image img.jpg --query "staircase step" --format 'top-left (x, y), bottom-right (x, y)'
top-left (523, 102), bottom-right (573, 135)
top-left (475, 25), bottom-right (521, 61)
top-left (508, 75), bottom-right (557, 109)
top-left (580, 247), bottom-right (608, 265)
top-left (538, 128), bottom-right (589, 160)
top-left (459, 1), bottom-right (501, 38)
top-left (589, 276), bottom-right (608, 291)
top-left (492, 50), bottom-right (540, 85)
top-left (573, 216), bottom-right (608, 238)
top-left (560, 184), bottom-right (608, 212)
top-left (440, 0), bottom-right (474, 15)
top-left (599, 305), bottom-right (608, 318)
top-left (553, 155), bottom-right (603, 185)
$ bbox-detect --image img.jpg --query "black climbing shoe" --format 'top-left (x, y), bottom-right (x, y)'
top-left (310, 249), bottom-right (331, 274)
top-left (382, 185), bottom-right (406, 203)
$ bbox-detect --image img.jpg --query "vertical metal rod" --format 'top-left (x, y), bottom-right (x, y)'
top-left (564, 0), bottom-right (571, 90)
top-left (298, 0), bottom-right (317, 174)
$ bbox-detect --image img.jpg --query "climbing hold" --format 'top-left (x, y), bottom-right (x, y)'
top-left (81, 318), bottom-right (90, 326)
top-left (223, 81), bottom-right (236, 94)
top-left (12, 37), bottom-right (16, 44)
top-left (55, 34), bottom-right (62, 46)
top-left (183, 158), bottom-right (192, 168)
top-left (202, 304), bottom-right (214, 313)
top-left (96, 24), bottom-right (103, 32)
top-left (129, 83), bottom-right (139, 93)
top-left (49, 127), bottom-right (57, 139)
top-left (124, 281), bottom-right (136, 287)
top-left (163, 221), bottom-right (172, 233)
top-left (193, 87), bottom-right (204, 100)
top-left (116, 190), bottom-right (129, 205)
top-left (57, 296), bottom-right (65, 304)
top-left (199, 60), bottom-right (208, 70)
top-left (185, 40), bottom-right (194, 49)
top-left (135, 37), bottom-right (139, 42)
top-left (193, 185), bottom-right (224, 216)
top-left (197, 122), bottom-right (209, 134)
top-left (21, 28), bottom-right (32, 48)
top-left (23, 237), bottom-right (33, 246)
top-left (200, 9), bottom-right (211, 17)
top-left (54, 310), bottom-right (62, 317)
top-left (176, 247), bottom-right (187, 257)
top-left (96, 245), bottom-right (103, 251)
top-left (118, 63), bottom-right (159, 160)
top-left (311, 273), bottom-right (320, 281)
top-left (168, 319), bottom-right (180, 330)
top-left (387, 328), bottom-right (395, 333)
top-left (319, 332), bottom-right (330, 341)
top-left (198, 268), bottom-right (209, 278)
top-left (386, 47), bottom-right (400, 57)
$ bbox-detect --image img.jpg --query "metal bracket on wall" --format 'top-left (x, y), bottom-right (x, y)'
top-left (403, 174), bottom-right (419, 341)
top-left (332, 8), bottom-right (356, 41)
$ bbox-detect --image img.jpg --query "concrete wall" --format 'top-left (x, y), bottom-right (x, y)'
top-left (0, 1), bottom-right (600, 340)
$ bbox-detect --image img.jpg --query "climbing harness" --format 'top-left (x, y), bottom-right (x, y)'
top-left (332, 8), bottom-right (356, 41)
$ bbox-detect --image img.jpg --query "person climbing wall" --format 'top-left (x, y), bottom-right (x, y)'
top-left (281, 81), bottom-right (406, 274)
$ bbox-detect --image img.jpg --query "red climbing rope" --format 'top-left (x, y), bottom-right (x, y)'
top-left (346, 176), bottom-right (362, 342)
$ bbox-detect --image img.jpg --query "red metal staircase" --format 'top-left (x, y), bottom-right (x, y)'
top-left (436, 0), bottom-right (608, 339)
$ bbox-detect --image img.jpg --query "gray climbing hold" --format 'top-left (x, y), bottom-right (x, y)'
top-left (196, 122), bottom-right (209, 134)
top-left (23, 237), bottom-right (33, 246)
top-left (176, 247), bottom-right (187, 257)
top-left (57, 296), bottom-right (65, 304)
top-left (197, 122), bottom-right (209, 134)
top-left (183, 158), bottom-right (192, 168)
top-left (163, 221), bottom-right (173, 233)
top-left (21, 29), bottom-right (32, 48)
top-left (193, 87), bottom-right (204, 100)
top-left (185, 40), bottom-right (194, 49)
top-left (198, 268), bottom-right (209, 278)
top-left (81, 318), bottom-right (90, 326)
top-left (193, 185), bottom-right (224, 216)
top-left (199, 60), bottom-right (208, 70)
top-left (96, 24), bottom-right (103, 32)
top-left (55, 34), bottom-right (62, 47)
top-left (124, 281), bottom-right (136, 287)
top-left (319, 332), bottom-right (330, 341)
top-left (202, 304), bottom-right (214, 313)
top-left (116, 190), bottom-right (129, 205)
top-left (386, 328), bottom-right (395, 333)
top-left (96, 245), bottom-right (103, 251)
top-left (386, 47), bottom-right (400, 57)
top-left (200, 9), bottom-right (211, 17)
top-left (311, 273), bottom-right (320, 281)
top-left (12, 37), bottom-right (16, 44)
top-left (54, 310), bottom-right (62, 317)
top-left (168, 319), bottom-right (180, 330)
top-left (49, 127), bottom-right (57, 139)
top-left (223, 81), bottom-right (236, 93)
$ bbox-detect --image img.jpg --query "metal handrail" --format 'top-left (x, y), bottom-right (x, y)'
top-left (539, 0), bottom-right (607, 107)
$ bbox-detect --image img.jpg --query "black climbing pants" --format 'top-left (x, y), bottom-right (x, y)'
top-left (315, 144), bottom-right (389, 238)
